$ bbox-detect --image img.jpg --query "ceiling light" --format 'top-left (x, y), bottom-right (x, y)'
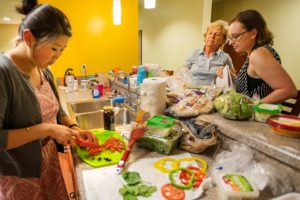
top-left (3, 17), bottom-right (11, 21)
top-left (113, 0), bottom-right (121, 25)
top-left (144, 0), bottom-right (156, 9)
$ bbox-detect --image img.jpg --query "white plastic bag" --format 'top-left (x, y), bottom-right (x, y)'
top-left (215, 65), bottom-right (234, 91)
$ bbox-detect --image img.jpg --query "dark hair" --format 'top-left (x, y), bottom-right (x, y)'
top-left (16, 0), bottom-right (72, 43)
top-left (230, 9), bottom-right (273, 46)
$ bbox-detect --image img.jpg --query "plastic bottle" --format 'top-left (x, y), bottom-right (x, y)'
top-left (73, 80), bottom-right (79, 91)
top-left (65, 75), bottom-right (74, 92)
top-left (92, 85), bottom-right (101, 98)
top-left (137, 66), bottom-right (147, 86)
top-left (112, 96), bottom-right (126, 107)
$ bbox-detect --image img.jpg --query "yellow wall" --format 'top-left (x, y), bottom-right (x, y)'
top-left (0, 24), bottom-right (19, 53)
top-left (40, 0), bottom-right (138, 78)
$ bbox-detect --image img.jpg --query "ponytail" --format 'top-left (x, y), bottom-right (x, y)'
top-left (16, 0), bottom-right (38, 15)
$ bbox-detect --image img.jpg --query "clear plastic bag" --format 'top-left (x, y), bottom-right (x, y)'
top-left (166, 67), bottom-right (197, 91)
top-left (211, 143), bottom-right (293, 196)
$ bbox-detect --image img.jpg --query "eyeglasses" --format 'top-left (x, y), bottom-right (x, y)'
top-left (228, 30), bottom-right (248, 42)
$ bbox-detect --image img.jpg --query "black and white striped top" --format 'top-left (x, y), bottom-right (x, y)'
top-left (235, 45), bottom-right (281, 99)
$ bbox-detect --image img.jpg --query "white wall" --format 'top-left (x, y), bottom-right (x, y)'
top-left (212, 0), bottom-right (300, 88)
top-left (139, 0), bottom-right (209, 70)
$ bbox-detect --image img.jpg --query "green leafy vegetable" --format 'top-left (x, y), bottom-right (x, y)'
top-left (122, 171), bottom-right (141, 185)
top-left (214, 90), bottom-right (253, 120)
top-left (119, 171), bottom-right (157, 200)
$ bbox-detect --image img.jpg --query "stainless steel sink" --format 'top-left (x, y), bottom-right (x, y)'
top-left (68, 98), bottom-right (112, 113)
top-left (67, 99), bottom-right (135, 130)
top-left (75, 111), bottom-right (104, 130)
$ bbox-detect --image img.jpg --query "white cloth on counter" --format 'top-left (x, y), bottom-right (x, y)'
top-left (82, 152), bottom-right (208, 200)
top-left (140, 77), bottom-right (167, 116)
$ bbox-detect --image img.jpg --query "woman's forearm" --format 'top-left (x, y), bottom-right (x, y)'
top-left (260, 88), bottom-right (296, 104)
top-left (6, 124), bottom-right (51, 150)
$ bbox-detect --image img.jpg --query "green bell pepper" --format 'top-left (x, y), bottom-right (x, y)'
top-left (169, 168), bottom-right (195, 190)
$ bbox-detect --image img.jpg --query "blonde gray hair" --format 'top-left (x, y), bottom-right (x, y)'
top-left (203, 20), bottom-right (229, 47)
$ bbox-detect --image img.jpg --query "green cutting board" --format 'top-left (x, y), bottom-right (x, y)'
top-left (76, 129), bottom-right (126, 167)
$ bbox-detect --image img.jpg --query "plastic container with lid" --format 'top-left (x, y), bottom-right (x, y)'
top-left (267, 114), bottom-right (300, 137)
top-left (216, 173), bottom-right (259, 200)
top-left (136, 125), bottom-right (182, 155)
top-left (253, 102), bottom-right (282, 122)
top-left (146, 115), bottom-right (175, 137)
top-left (136, 115), bottom-right (181, 154)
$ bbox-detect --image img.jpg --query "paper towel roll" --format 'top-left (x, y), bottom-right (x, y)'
top-left (140, 77), bottom-right (167, 116)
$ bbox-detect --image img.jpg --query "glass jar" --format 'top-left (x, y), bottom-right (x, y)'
top-left (103, 106), bottom-right (115, 130)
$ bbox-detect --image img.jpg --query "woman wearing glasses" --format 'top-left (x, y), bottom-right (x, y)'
top-left (185, 20), bottom-right (234, 86)
top-left (228, 9), bottom-right (297, 103)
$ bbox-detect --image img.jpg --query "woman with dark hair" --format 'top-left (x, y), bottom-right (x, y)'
top-left (0, 0), bottom-right (98, 199)
top-left (228, 9), bottom-right (297, 103)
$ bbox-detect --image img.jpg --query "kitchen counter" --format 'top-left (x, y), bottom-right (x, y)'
top-left (58, 89), bottom-right (300, 199)
top-left (201, 113), bottom-right (300, 171)
top-left (74, 147), bottom-right (219, 200)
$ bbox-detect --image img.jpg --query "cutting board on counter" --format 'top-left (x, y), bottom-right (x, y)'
top-left (82, 152), bottom-right (206, 200)
top-left (76, 129), bottom-right (126, 167)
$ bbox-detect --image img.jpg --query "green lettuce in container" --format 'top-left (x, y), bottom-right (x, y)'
top-left (214, 90), bottom-right (253, 120)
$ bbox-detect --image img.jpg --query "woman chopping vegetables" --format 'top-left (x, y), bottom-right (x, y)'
top-left (0, 0), bottom-right (97, 199)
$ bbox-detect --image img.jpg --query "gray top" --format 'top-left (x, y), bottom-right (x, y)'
top-left (185, 48), bottom-right (233, 85)
top-left (0, 54), bottom-right (65, 178)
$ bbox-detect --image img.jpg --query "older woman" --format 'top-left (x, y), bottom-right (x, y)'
top-left (185, 20), bottom-right (234, 85)
top-left (228, 9), bottom-right (297, 103)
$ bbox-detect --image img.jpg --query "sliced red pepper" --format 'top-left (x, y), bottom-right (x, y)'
top-left (75, 138), bottom-right (101, 148)
top-left (87, 146), bottom-right (103, 155)
top-left (179, 166), bottom-right (205, 188)
top-left (169, 168), bottom-right (194, 190)
top-left (102, 137), bottom-right (125, 152)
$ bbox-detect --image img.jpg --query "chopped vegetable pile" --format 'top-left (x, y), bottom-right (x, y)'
top-left (75, 137), bottom-right (125, 156)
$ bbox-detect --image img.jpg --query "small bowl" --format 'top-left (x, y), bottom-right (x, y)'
top-left (267, 115), bottom-right (300, 137)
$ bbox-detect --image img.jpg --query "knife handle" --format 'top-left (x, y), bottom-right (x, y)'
top-left (115, 149), bottom-right (131, 174)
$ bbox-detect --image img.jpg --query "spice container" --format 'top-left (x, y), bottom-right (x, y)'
top-left (253, 103), bottom-right (282, 122)
top-left (103, 106), bottom-right (115, 130)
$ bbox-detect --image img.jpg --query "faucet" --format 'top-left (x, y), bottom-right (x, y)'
top-left (112, 71), bottom-right (132, 107)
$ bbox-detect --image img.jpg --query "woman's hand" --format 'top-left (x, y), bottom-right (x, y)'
top-left (216, 66), bottom-right (224, 78)
top-left (71, 126), bottom-right (99, 146)
top-left (47, 124), bottom-right (81, 146)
